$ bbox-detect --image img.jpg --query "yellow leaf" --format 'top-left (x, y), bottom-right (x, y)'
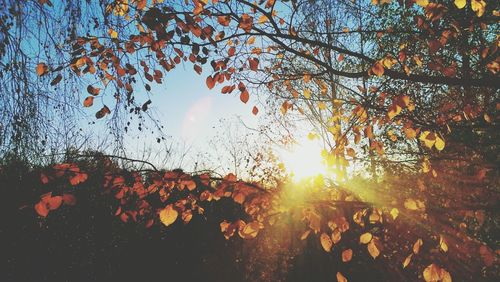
top-left (415, 0), bottom-right (429, 7)
top-left (332, 228), bottom-right (342, 244)
top-left (423, 264), bottom-right (451, 282)
top-left (439, 235), bottom-right (448, 252)
top-left (303, 88), bottom-right (311, 99)
top-left (360, 232), bottom-right (372, 244)
top-left (257, 14), bottom-right (268, 24)
top-left (484, 113), bottom-right (491, 123)
top-left (300, 229), bottom-right (311, 240)
top-left (402, 253), bottom-right (412, 268)
top-left (337, 272), bottom-right (348, 282)
top-left (239, 221), bottom-right (260, 239)
top-left (247, 36), bottom-right (256, 45)
top-left (419, 131), bottom-right (435, 149)
top-left (159, 204), bottom-right (178, 226)
top-left (367, 239), bottom-right (380, 259)
top-left (318, 102), bottom-right (326, 110)
top-left (435, 136), bottom-right (445, 151)
top-left (108, 28), bottom-right (118, 39)
top-left (390, 208), bottom-right (399, 220)
top-left (404, 198), bottom-right (425, 211)
top-left (454, 0), bottom-right (466, 9)
top-left (471, 0), bottom-right (486, 17)
top-left (320, 232), bottom-right (333, 252)
top-left (413, 238), bottom-right (423, 254)
top-left (342, 249), bottom-right (353, 262)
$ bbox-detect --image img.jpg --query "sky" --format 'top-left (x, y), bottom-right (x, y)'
top-left (114, 65), bottom-right (262, 170)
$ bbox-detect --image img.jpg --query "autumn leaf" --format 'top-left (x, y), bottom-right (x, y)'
top-left (415, 0), bottom-right (429, 7)
top-left (159, 204), bottom-right (178, 227)
top-left (371, 61), bottom-right (384, 77)
top-left (248, 58), bottom-right (259, 71)
top-left (95, 105), bottom-right (110, 119)
top-left (300, 229), bottom-right (311, 240)
top-left (360, 232), bottom-right (372, 244)
top-left (87, 85), bottom-right (100, 96)
top-left (50, 74), bottom-right (62, 86)
top-left (69, 172), bottom-right (88, 185)
top-left (402, 253), bottom-right (412, 268)
top-left (336, 272), bottom-right (348, 282)
top-left (206, 75), bottom-right (215, 89)
top-left (439, 235), bottom-right (448, 252)
top-left (413, 238), bottom-right (423, 254)
top-left (238, 14), bottom-right (253, 32)
top-left (239, 221), bottom-right (260, 239)
top-left (252, 106), bottom-right (259, 115)
top-left (36, 63), bottom-right (48, 76)
top-left (390, 208), bottom-right (399, 220)
top-left (83, 96), bottom-right (94, 107)
top-left (240, 90), bottom-right (249, 103)
top-left (367, 239), bottom-right (380, 259)
top-left (471, 0), bottom-right (486, 17)
top-left (404, 198), bottom-right (425, 211)
top-left (320, 232), bottom-right (333, 252)
top-left (342, 249), bottom-right (353, 262)
top-left (454, 0), bottom-right (466, 9)
top-left (257, 14), bottom-right (268, 24)
top-left (108, 28), bottom-right (118, 39)
top-left (302, 88), bottom-right (312, 99)
top-left (423, 264), bottom-right (452, 282)
top-left (434, 136), bottom-right (445, 151)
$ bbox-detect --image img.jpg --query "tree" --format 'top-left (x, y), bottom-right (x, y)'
top-left (3, 0), bottom-right (499, 281)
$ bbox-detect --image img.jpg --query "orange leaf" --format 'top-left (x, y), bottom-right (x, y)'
top-left (336, 272), bottom-right (348, 282)
top-left (62, 194), bottom-right (77, 206)
top-left (36, 63), bottom-right (48, 76)
top-left (69, 172), bottom-right (88, 185)
top-left (252, 106), bottom-right (259, 115)
top-left (34, 201), bottom-right (49, 217)
top-left (206, 75), bottom-right (215, 89)
top-left (240, 90), bottom-right (249, 103)
top-left (342, 249), bottom-right (353, 262)
top-left (83, 96), bottom-right (94, 107)
top-left (371, 61), bottom-right (384, 77)
top-left (248, 58), bottom-right (259, 71)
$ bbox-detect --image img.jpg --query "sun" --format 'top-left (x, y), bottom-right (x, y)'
top-left (279, 137), bottom-right (332, 181)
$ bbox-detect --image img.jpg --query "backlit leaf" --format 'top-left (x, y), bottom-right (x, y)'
top-left (320, 232), bottom-right (333, 252)
top-left (403, 253), bottom-right (412, 268)
top-left (360, 232), bottom-right (372, 244)
top-left (159, 204), bottom-right (178, 227)
top-left (471, 0), bottom-right (486, 17)
top-left (336, 272), bottom-right (348, 282)
top-left (342, 249), bottom-right (353, 262)
top-left (413, 238), bottom-right (423, 254)
top-left (434, 136), bottom-right (445, 151)
top-left (454, 0), bottom-right (466, 9)
top-left (367, 239), bottom-right (380, 259)
top-left (239, 221), bottom-right (260, 239)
